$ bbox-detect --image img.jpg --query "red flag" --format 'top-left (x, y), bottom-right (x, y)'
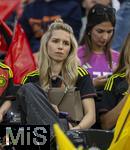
top-left (0, 0), bottom-right (21, 20)
top-left (4, 23), bottom-right (36, 84)
top-left (0, 33), bottom-right (8, 52)
top-left (0, 20), bottom-right (13, 53)
top-left (0, 20), bottom-right (13, 37)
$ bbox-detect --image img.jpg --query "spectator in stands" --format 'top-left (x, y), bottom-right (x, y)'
top-left (99, 33), bottom-right (130, 130)
top-left (19, 0), bottom-right (82, 53)
top-left (78, 4), bottom-right (119, 89)
top-left (112, 0), bottom-right (130, 51)
top-left (17, 19), bottom-right (96, 130)
top-left (0, 62), bottom-right (14, 122)
top-left (80, 0), bottom-right (112, 42)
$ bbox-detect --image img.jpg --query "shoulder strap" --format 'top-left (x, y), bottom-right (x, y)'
top-left (21, 69), bottom-right (39, 84)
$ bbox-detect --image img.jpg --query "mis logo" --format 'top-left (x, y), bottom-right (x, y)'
top-left (0, 125), bottom-right (50, 149)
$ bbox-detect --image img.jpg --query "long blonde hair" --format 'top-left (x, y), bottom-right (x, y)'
top-left (124, 33), bottom-right (130, 85)
top-left (38, 19), bottom-right (79, 91)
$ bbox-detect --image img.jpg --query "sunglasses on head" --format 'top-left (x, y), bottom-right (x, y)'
top-left (91, 6), bottom-right (116, 16)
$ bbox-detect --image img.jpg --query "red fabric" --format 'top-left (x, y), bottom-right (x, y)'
top-left (0, 20), bottom-right (13, 37)
top-left (0, 20), bottom-right (13, 53)
top-left (4, 23), bottom-right (36, 84)
top-left (0, 33), bottom-right (8, 52)
top-left (0, 0), bottom-right (21, 20)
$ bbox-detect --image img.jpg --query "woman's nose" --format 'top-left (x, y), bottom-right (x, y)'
top-left (102, 32), bottom-right (109, 40)
top-left (58, 41), bottom-right (63, 49)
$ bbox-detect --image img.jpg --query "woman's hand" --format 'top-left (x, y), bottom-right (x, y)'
top-left (68, 122), bottom-right (73, 129)
top-left (51, 104), bottom-right (59, 113)
top-left (0, 111), bottom-right (4, 122)
top-left (93, 76), bottom-right (107, 87)
top-left (0, 101), bottom-right (12, 122)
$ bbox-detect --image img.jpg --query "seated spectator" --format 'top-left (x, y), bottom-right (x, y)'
top-left (0, 62), bottom-right (14, 122)
top-left (78, 4), bottom-right (119, 90)
top-left (80, 0), bottom-right (112, 42)
top-left (98, 33), bottom-right (130, 130)
top-left (17, 19), bottom-right (96, 130)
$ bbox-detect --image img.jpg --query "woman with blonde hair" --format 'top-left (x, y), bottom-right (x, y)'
top-left (18, 19), bottom-right (96, 131)
top-left (38, 19), bottom-right (80, 91)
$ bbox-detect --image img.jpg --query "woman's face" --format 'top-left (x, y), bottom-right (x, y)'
top-left (47, 29), bottom-right (71, 62)
top-left (90, 21), bottom-right (114, 50)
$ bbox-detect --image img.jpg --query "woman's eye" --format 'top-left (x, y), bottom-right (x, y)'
top-left (52, 39), bottom-right (59, 43)
top-left (63, 41), bottom-right (70, 46)
top-left (96, 30), bottom-right (103, 34)
top-left (107, 30), bottom-right (113, 34)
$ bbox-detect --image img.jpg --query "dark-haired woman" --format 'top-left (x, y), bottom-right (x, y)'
top-left (78, 4), bottom-right (119, 88)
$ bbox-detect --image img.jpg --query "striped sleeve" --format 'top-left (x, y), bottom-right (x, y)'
top-left (76, 66), bottom-right (96, 99)
top-left (77, 66), bottom-right (88, 77)
top-left (104, 73), bottom-right (126, 91)
top-left (21, 70), bottom-right (39, 84)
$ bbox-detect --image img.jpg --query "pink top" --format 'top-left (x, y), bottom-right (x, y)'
top-left (78, 45), bottom-right (120, 78)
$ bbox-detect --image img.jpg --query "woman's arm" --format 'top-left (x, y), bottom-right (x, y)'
top-left (71, 98), bottom-right (96, 129)
top-left (100, 95), bottom-right (127, 130)
top-left (0, 100), bottom-right (11, 122)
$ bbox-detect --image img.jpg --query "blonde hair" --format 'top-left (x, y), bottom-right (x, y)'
top-left (38, 19), bottom-right (79, 91)
top-left (124, 33), bottom-right (130, 85)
